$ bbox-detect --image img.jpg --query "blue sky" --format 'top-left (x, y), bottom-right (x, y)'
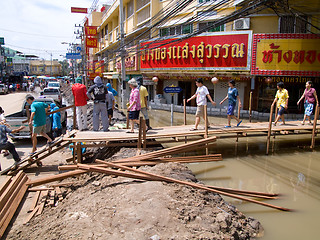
top-left (0, 0), bottom-right (113, 60)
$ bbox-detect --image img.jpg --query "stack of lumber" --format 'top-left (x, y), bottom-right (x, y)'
top-left (0, 171), bottom-right (29, 238)
top-left (24, 185), bottom-right (67, 224)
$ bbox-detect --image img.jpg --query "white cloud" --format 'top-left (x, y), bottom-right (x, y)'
top-left (0, 0), bottom-right (113, 60)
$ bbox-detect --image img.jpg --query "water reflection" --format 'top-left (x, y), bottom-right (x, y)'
top-left (147, 109), bottom-right (320, 240)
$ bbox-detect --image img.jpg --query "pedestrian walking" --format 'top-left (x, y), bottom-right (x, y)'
top-left (72, 77), bottom-right (88, 131)
top-left (106, 90), bottom-right (115, 126)
top-left (87, 76), bottom-right (109, 131)
top-left (106, 82), bottom-right (118, 97)
top-left (187, 78), bottom-right (216, 131)
top-left (50, 103), bottom-right (62, 139)
top-left (219, 80), bottom-right (242, 128)
top-left (26, 95), bottom-right (53, 155)
top-left (127, 78), bottom-right (141, 133)
top-left (0, 106), bottom-right (9, 156)
top-left (0, 124), bottom-right (25, 170)
top-left (272, 82), bottom-right (289, 126)
top-left (137, 77), bottom-right (152, 131)
top-left (297, 81), bottom-right (319, 125)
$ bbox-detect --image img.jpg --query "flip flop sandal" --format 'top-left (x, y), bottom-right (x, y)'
top-left (189, 128), bottom-right (198, 131)
top-left (126, 131), bottom-right (135, 133)
top-left (224, 125), bottom-right (231, 128)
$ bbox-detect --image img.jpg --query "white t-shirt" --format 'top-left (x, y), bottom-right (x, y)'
top-left (196, 85), bottom-right (209, 106)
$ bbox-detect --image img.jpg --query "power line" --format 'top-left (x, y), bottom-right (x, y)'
top-left (0, 27), bottom-right (70, 39)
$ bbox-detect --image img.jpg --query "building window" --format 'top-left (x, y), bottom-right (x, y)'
top-left (137, 5), bottom-right (150, 24)
top-left (127, 0), bottom-right (134, 18)
top-left (199, 22), bottom-right (224, 32)
top-left (160, 28), bottom-right (169, 37)
top-left (137, 0), bottom-right (150, 11)
top-left (279, 15), bottom-right (308, 33)
top-left (182, 23), bottom-right (193, 34)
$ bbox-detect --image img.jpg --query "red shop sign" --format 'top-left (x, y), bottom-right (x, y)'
top-left (86, 38), bottom-right (97, 48)
top-left (140, 31), bottom-right (252, 71)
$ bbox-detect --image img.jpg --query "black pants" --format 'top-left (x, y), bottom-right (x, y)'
top-left (53, 128), bottom-right (62, 139)
top-left (0, 142), bottom-right (20, 162)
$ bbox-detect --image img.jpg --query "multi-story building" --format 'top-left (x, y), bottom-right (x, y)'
top-left (88, 0), bottom-right (320, 112)
top-left (29, 60), bottom-right (62, 77)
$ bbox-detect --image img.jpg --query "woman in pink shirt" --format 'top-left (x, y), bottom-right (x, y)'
top-left (127, 78), bottom-right (141, 133)
top-left (297, 81), bottom-right (319, 125)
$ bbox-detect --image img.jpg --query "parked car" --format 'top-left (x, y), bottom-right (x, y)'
top-left (6, 98), bottom-right (67, 139)
top-left (42, 88), bottom-right (62, 104)
top-left (0, 84), bottom-right (8, 94)
top-left (47, 81), bottom-right (60, 90)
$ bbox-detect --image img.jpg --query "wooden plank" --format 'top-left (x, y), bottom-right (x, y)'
top-left (28, 187), bottom-right (54, 192)
top-left (142, 119), bottom-right (147, 149)
top-left (249, 91), bottom-right (253, 122)
top-left (73, 105), bottom-right (77, 130)
top-left (183, 99), bottom-right (187, 125)
top-left (24, 205), bottom-right (40, 224)
top-left (0, 171), bottom-right (24, 210)
top-left (0, 180), bottom-right (28, 237)
top-left (55, 187), bottom-right (64, 201)
top-left (137, 117), bottom-right (143, 149)
top-left (28, 191), bottom-right (41, 212)
top-left (36, 190), bottom-right (48, 216)
top-left (95, 162), bottom-right (290, 211)
top-left (311, 105), bottom-right (319, 149)
top-left (266, 103), bottom-right (275, 155)
top-left (26, 170), bottom-right (87, 187)
top-left (0, 175), bottom-right (28, 224)
top-left (49, 182), bottom-right (74, 187)
top-left (76, 142), bottom-right (82, 163)
top-left (47, 105), bottom-right (74, 115)
top-left (0, 177), bottom-right (12, 196)
top-left (48, 190), bottom-right (55, 206)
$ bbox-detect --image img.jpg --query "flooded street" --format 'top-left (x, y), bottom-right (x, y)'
top-left (147, 109), bottom-right (320, 239)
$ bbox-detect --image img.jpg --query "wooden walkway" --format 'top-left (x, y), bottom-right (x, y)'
top-left (64, 120), bottom-right (319, 151)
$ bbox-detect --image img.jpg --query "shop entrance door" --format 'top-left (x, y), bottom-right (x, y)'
top-left (178, 81), bottom-right (192, 106)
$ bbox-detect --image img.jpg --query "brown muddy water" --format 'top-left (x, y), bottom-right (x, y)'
top-left (147, 109), bottom-right (320, 240)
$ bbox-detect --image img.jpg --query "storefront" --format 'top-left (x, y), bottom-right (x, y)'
top-left (251, 33), bottom-right (320, 113)
top-left (140, 31), bottom-right (253, 109)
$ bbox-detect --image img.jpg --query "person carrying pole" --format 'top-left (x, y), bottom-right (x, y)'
top-left (187, 78), bottom-right (216, 131)
top-left (273, 82), bottom-right (289, 126)
top-left (136, 77), bottom-right (152, 131)
top-left (297, 81), bottom-right (319, 125)
top-left (50, 103), bottom-right (62, 139)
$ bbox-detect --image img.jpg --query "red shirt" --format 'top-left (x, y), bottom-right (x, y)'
top-left (72, 83), bottom-right (88, 106)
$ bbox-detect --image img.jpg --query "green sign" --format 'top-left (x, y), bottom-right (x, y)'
top-left (0, 37), bottom-right (4, 45)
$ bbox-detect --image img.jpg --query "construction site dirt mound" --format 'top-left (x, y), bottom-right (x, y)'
top-left (7, 149), bottom-right (263, 240)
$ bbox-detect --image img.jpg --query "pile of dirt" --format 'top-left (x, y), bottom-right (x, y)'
top-left (7, 149), bottom-right (263, 240)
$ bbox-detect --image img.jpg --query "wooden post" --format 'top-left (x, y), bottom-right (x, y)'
top-left (249, 91), bottom-right (253, 122)
top-left (137, 117), bottom-right (143, 149)
top-left (204, 105), bottom-right (208, 155)
top-left (266, 103), bottom-right (275, 155)
top-left (311, 105), bottom-right (319, 149)
top-left (237, 102), bottom-right (241, 119)
top-left (73, 106), bottom-right (77, 130)
top-left (76, 142), bottom-right (82, 163)
top-left (142, 119), bottom-right (147, 149)
top-left (126, 112), bottom-right (129, 129)
top-left (183, 98), bottom-right (187, 125)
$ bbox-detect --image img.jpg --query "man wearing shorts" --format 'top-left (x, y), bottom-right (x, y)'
top-left (220, 80), bottom-right (242, 127)
top-left (187, 78), bottom-right (216, 131)
top-left (137, 77), bottom-right (152, 131)
top-left (106, 90), bottom-right (115, 125)
top-left (26, 95), bottom-right (53, 155)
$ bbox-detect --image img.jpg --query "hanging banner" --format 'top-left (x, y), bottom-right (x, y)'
top-left (71, 7), bottom-right (88, 14)
top-left (85, 26), bottom-right (98, 36)
top-left (251, 34), bottom-right (320, 77)
top-left (86, 38), bottom-right (97, 48)
top-left (140, 31), bottom-right (252, 71)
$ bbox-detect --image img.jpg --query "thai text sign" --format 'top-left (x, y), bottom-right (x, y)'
top-left (95, 60), bottom-right (104, 74)
top-left (140, 32), bottom-right (252, 71)
top-left (251, 34), bottom-right (320, 77)
top-left (71, 7), bottom-right (88, 13)
top-left (85, 26), bottom-right (97, 36)
top-left (86, 38), bottom-right (97, 48)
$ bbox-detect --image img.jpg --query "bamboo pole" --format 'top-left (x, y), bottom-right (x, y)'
top-left (91, 162), bottom-right (290, 211)
top-left (204, 105), bottom-right (208, 155)
top-left (137, 117), bottom-right (143, 149)
top-left (142, 119), bottom-right (147, 149)
top-left (73, 105), bottom-right (77, 130)
top-left (77, 142), bottom-right (82, 163)
top-left (249, 91), bottom-right (253, 122)
top-left (311, 105), bottom-right (319, 149)
top-left (126, 112), bottom-right (129, 129)
top-left (47, 105), bottom-right (74, 115)
top-left (183, 98), bottom-right (187, 125)
top-left (237, 102), bottom-right (241, 119)
top-left (266, 102), bottom-right (275, 155)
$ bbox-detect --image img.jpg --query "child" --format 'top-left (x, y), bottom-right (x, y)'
top-left (273, 82), bottom-right (289, 126)
top-left (220, 80), bottom-right (242, 127)
top-left (50, 103), bottom-right (62, 139)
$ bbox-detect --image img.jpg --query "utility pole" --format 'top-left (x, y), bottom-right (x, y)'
top-left (119, 0), bottom-right (126, 109)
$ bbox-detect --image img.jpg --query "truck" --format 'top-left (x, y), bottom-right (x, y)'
top-left (42, 88), bottom-right (62, 104)
top-left (0, 84), bottom-right (8, 94)
top-left (5, 98), bottom-right (67, 139)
